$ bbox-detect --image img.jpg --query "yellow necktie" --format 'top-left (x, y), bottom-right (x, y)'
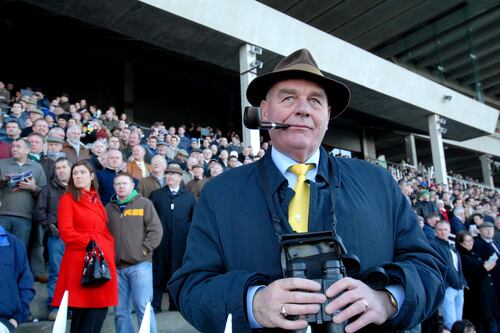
top-left (288, 163), bottom-right (314, 232)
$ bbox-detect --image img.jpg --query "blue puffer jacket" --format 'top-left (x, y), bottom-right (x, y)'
top-left (0, 228), bottom-right (35, 323)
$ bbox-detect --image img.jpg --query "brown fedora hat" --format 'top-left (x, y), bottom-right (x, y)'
top-left (246, 49), bottom-right (350, 118)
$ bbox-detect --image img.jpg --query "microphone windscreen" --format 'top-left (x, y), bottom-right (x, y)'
top-left (243, 106), bottom-right (261, 129)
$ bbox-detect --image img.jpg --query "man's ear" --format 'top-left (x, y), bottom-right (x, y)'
top-left (260, 100), bottom-right (269, 122)
top-left (327, 106), bottom-right (332, 119)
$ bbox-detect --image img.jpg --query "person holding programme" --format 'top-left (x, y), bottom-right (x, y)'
top-left (51, 160), bottom-right (118, 333)
top-left (456, 231), bottom-right (499, 333)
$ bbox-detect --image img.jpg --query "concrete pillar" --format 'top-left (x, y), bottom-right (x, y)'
top-left (479, 154), bottom-right (494, 187)
top-left (239, 44), bottom-right (261, 155)
top-left (428, 115), bottom-right (448, 185)
top-left (405, 134), bottom-right (418, 166)
top-left (123, 61), bottom-right (134, 122)
top-left (361, 129), bottom-right (376, 160)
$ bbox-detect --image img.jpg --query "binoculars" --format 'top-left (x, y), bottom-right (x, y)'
top-left (280, 231), bottom-right (389, 333)
top-left (287, 260), bottom-right (347, 333)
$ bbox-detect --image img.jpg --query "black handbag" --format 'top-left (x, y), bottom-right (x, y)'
top-left (81, 240), bottom-right (111, 287)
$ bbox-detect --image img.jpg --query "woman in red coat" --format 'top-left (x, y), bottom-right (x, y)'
top-left (52, 160), bottom-right (118, 333)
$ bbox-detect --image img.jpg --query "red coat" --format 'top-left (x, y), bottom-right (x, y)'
top-left (52, 189), bottom-right (118, 308)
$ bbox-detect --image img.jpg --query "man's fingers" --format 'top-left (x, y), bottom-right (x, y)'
top-left (325, 277), bottom-right (358, 298)
top-left (287, 291), bottom-right (326, 305)
top-left (332, 299), bottom-right (368, 323)
top-left (324, 285), bottom-right (365, 315)
top-left (283, 303), bottom-right (321, 316)
top-left (344, 310), bottom-right (377, 333)
top-left (280, 277), bottom-right (322, 292)
top-left (278, 317), bottom-right (309, 331)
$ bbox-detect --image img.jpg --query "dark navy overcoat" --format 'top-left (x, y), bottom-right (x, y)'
top-left (169, 147), bottom-right (445, 333)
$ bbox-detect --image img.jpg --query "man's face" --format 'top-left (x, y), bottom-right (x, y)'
top-left (107, 151), bottom-right (123, 169)
top-left (170, 137), bottom-right (179, 148)
top-left (121, 128), bottom-right (131, 141)
top-left (168, 127), bottom-right (176, 135)
top-left (219, 150), bottom-right (228, 160)
top-left (57, 118), bottom-right (67, 129)
top-left (67, 128), bottom-right (81, 142)
top-left (108, 137), bottom-right (120, 149)
top-left (29, 111), bottom-right (42, 122)
top-left (479, 227), bottom-right (494, 240)
top-left (228, 157), bottom-right (238, 168)
top-left (166, 172), bottom-right (181, 187)
top-left (210, 164), bottom-right (223, 177)
top-left (28, 136), bottom-right (44, 154)
top-left (261, 79), bottom-right (330, 162)
top-left (147, 138), bottom-right (157, 149)
top-left (114, 175), bottom-right (134, 198)
top-left (178, 127), bottom-right (185, 135)
top-left (132, 146), bottom-right (145, 160)
top-left (91, 142), bottom-right (106, 156)
top-left (427, 216), bottom-right (439, 228)
top-left (193, 166), bottom-right (204, 179)
top-left (6, 123), bottom-right (20, 137)
top-left (151, 158), bottom-right (166, 175)
top-left (11, 140), bottom-right (29, 159)
top-left (473, 215), bottom-right (484, 226)
top-left (48, 142), bottom-right (63, 153)
top-left (11, 103), bottom-right (22, 116)
top-left (33, 120), bottom-right (49, 136)
top-left (435, 223), bottom-right (450, 241)
top-left (105, 110), bottom-right (113, 120)
top-left (157, 145), bottom-right (167, 155)
top-left (129, 133), bottom-right (140, 146)
top-left (55, 160), bottom-right (71, 183)
top-left (203, 149), bottom-right (212, 160)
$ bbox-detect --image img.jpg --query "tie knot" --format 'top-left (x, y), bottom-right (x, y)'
top-left (289, 163), bottom-right (314, 177)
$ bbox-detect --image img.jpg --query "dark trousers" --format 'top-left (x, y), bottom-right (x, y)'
top-left (70, 307), bottom-right (108, 333)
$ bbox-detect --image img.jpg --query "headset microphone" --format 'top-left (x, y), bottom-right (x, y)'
top-left (243, 106), bottom-right (290, 130)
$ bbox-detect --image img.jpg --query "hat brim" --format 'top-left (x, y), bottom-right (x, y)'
top-left (246, 70), bottom-right (351, 119)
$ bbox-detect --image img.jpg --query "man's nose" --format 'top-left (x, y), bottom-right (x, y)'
top-left (295, 98), bottom-right (311, 117)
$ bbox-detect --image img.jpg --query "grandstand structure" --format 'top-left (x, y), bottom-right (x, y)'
top-left (1, 0), bottom-right (500, 186)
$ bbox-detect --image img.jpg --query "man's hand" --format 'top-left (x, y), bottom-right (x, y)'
top-left (252, 278), bottom-right (326, 330)
top-left (324, 277), bottom-right (397, 333)
top-left (8, 318), bottom-right (18, 328)
top-left (18, 177), bottom-right (37, 191)
top-left (484, 261), bottom-right (496, 271)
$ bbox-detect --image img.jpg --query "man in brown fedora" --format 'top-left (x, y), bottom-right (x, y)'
top-left (169, 49), bottom-right (445, 332)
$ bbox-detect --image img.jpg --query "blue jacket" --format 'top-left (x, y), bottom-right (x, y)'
top-left (0, 229), bottom-right (35, 323)
top-left (429, 237), bottom-right (467, 290)
top-left (449, 216), bottom-right (466, 236)
top-left (168, 148), bottom-right (446, 332)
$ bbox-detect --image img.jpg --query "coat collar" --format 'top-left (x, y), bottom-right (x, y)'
top-left (261, 146), bottom-right (339, 193)
top-left (78, 189), bottom-right (106, 220)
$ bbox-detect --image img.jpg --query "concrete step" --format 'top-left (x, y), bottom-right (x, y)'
top-left (20, 311), bottom-right (200, 333)
top-left (28, 281), bottom-right (197, 332)
top-left (30, 281), bottom-right (50, 321)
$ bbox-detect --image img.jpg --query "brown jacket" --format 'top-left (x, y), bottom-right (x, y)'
top-left (105, 193), bottom-right (163, 268)
top-left (137, 175), bottom-right (165, 198)
top-left (185, 177), bottom-right (208, 199)
top-left (126, 160), bottom-right (152, 180)
top-left (62, 141), bottom-right (90, 165)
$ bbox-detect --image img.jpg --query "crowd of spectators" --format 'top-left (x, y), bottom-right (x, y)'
top-left (0, 81), bottom-right (499, 333)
